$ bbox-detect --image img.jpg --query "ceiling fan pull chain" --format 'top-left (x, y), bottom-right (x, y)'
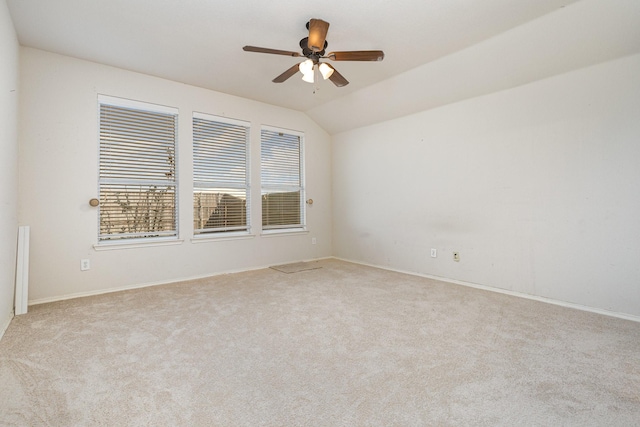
top-left (313, 65), bottom-right (320, 94)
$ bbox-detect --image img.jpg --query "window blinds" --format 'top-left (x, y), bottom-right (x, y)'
top-left (193, 115), bottom-right (249, 234)
top-left (261, 128), bottom-right (304, 230)
top-left (99, 102), bottom-right (178, 241)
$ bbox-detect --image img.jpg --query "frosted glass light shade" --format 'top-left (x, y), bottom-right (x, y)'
top-left (299, 59), bottom-right (315, 83)
top-left (301, 71), bottom-right (314, 83)
top-left (319, 63), bottom-right (334, 80)
top-left (299, 59), bottom-right (314, 74)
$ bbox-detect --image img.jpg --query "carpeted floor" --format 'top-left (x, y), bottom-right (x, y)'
top-left (1, 259), bottom-right (639, 426)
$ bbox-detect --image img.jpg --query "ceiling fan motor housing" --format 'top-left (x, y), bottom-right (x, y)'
top-left (300, 37), bottom-right (327, 59)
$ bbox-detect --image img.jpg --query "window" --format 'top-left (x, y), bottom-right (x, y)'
top-left (261, 127), bottom-right (305, 231)
top-left (193, 113), bottom-right (250, 235)
top-left (98, 96), bottom-right (178, 242)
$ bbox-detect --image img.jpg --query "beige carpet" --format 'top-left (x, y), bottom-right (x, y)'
top-left (0, 259), bottom-right (638, 426)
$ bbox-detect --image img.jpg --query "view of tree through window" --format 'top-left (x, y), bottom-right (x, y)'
top-left (97, 96), bottom-right (305, 242)
top-left (98, 97), bottom-right (178, 241)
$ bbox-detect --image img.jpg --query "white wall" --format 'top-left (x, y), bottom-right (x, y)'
top-left (333, 53), bottom-right (640, 318)
top-left (19, 47), bottom-right (332, 303)
top-left (0, 0), bottom-right (19, 334)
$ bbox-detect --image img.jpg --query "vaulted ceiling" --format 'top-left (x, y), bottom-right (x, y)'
top-left (7, 0), bottom-right (640, 133)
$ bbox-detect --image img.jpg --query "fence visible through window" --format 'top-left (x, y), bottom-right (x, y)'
top-left (261, 127), bottom-right (305, 231)
top-left (193, 191), bottom-right (247, 233)
top-left (193, 113), bottom-right (250, 235)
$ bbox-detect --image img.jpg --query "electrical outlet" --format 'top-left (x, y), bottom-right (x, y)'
top-left (430, 248), bottom-right (437, 258)
top-left (453, 252), bottom-right (460, 262)
top-left (312, 237), bottom-right (317, 245)
top-left (80, 259), bottom-right (90, 271)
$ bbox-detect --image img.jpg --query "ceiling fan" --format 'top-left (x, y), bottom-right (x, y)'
top-left (243, 19), bottom-right (384, 87)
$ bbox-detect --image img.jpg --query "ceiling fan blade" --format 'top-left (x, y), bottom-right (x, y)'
top-left (307, 19), bottom-right (330, 52)
top-left (243, 46), bottom-right (300, 57)
top-left (327, 50), bottom-right (385, 61)
top-left (327, 66), bottom-right (349, 87)
top-left (272, 63), bottom-right (301, 83)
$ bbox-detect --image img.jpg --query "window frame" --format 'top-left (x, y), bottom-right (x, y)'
top-left (96, 95), bottom-right (179, 245)
top-left (260, 125), bottom-right (306, 234)
top-left (192, 112), bottom-right (251, 237)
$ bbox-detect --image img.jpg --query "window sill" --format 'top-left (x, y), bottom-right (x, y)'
top-left (191, 232), bottom-right (256, 244)
top-left (260, 228), bottom-right (308, 238)
top-left (93, 238), bottom-right (184, 251)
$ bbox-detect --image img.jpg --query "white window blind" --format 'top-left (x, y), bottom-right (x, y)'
top-left (98, 98), bottom-right (178, 241)
top-left (193, 114), bottom-right (250, 234)
top-left (261, 128), bottom-right (305, 230)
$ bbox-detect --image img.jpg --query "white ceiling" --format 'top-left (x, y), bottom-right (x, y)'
top-left (7, 0), bottom-right (640, 134)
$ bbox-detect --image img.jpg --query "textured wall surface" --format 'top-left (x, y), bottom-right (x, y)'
top-left (333, 54), bottom-right (640, 318)
top-left (0, 0), bottom-right (19, 335)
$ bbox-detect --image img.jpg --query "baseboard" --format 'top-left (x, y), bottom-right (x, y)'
top-left (333, 256), bottom-right (640, 323)
top-left (28, 256), bottom-right (334, 306)
top-left (0, 310), bottom-right (14, 341)
top-left (30, 255), bottom-right (637, 323)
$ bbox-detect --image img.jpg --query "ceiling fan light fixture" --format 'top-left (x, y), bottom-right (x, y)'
top-left (301, 70), bottom-right (314, 84)
top-left (243, 18), bottom-right (382, 88)
top-left (299, 59), bottom-right (314, 74)
top-left (319, 63), bottom-right (334, 80)
top-left (299, 59), bottom-right (315, 83)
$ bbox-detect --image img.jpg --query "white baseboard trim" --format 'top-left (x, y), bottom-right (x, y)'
top-left (333, 256), bottom-right (640, 323)
top-left (28, 256), bottom-right (334, 306)
top-left (30, 255), bottom-right (637, 324)
top-left (0, 311), bottom-right (14, 341)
